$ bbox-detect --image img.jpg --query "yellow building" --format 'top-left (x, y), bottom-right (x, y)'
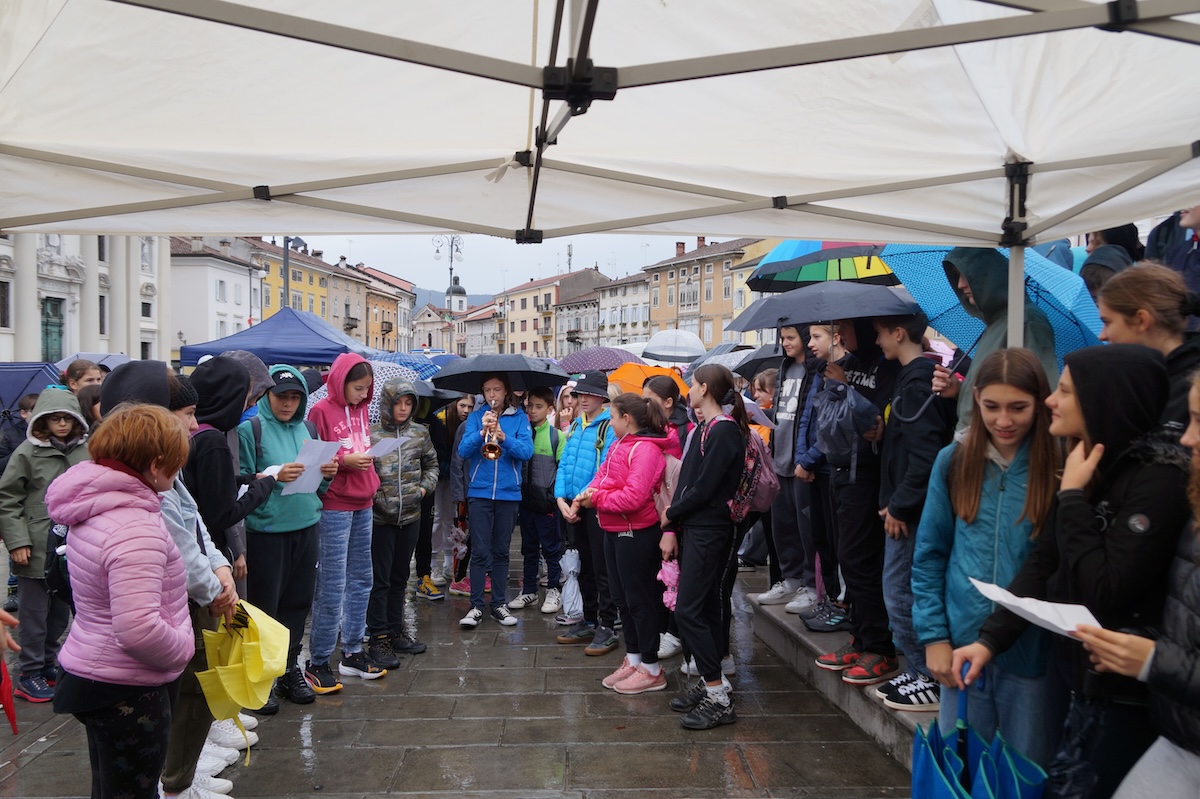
top-left (495, 267), bottom-right (612, 358)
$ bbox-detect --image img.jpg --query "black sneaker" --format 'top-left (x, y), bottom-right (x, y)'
top-left (490, 606), bottom-right (518, 627)
top-left (367, 633), bottom-right (402, 669)
top-left (304, 660), bottom-right (344, 694)
top-left (803, 598), bottom-right (852, 632)
top-left (253, 682), bottom-right (281, 715)
top-left (390, 632), bottom-right (428, 655)
top-left (278, 666), bottom-right (316, 705)
top-left (41, 663), bottom-right (58, 687)
top-left (3, 586), bottom-right (16, 614)
top-left (680, 695), bottom-right (736, 730)
top-left (882, 674), bottom-right (941, 712)
top-left (669, 679), bottom-right (708, 713)
top-left (338, 650), bottom-right (387, 680)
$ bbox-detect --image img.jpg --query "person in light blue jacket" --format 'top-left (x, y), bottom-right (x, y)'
top-left (456, 374), bottom-right (533, 629)
top-left (912, 348), bottom-right (1064, 767)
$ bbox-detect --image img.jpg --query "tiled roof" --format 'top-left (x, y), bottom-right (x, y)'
top-left (605, 272), bottom-right (651, 288)
top-left (352, 264), bottom-right (416, 294)
top-left (557, 291), bottom-right (599, 306)
top-left (169, 236), bottom-right (253, 267)
top-left (461, 303), bottom-right (499, 323)
top-left (498, 268), bottom-right (605, 295)
top-left (645, 237), bottom-right (761, 270)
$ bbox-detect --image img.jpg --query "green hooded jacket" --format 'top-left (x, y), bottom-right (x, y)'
top-left (943, 247), bottom-right (1059, 432)
top-left (371, 377), bottom-right (439, 527)
top-left (237, 365), bottom-right (327, 533)
top-left (0, 388), bottom-right (90, 576)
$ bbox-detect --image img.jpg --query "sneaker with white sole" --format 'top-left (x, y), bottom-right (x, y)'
top-left (554, 610), bottom-right (584, 626)
top-left (200, 741), bottom-right (239, 766)
top-left (460, 607), bottom-right (484, 628)
top-left (430, 566), bottom-right (448, 587)
top-left (601, 657), bottom-right (638, 689)
top-left (191, 773), bottom-right (234, 795)
top-left (236, 711), bottom-right (258, 731)
top-left (613, 664), bottom-right (668, 695)
top-left (338, 651), bottom-right (387, 680)
top-left (491, 606), bottom-right (519, 626)
top-left (540, 588), bottom-right (562, 614)
top-left (507, 592), bottom-right (539, 610)
top-left (195, 753), bottom-right (231, 777)
top-left (680, 654), bottom-right (735, 676)
top-left (874, 671), bottom-right (915, 700)
top-left (657, 631), bottom-right (683, 659)
top-left (165, 784), bottom-right (228, 799)
top-left (756, 581), bottom-right (793, 605)
top-left (881, 674), bottom-right (941, 712)
top-left (207, 719), bottom-right (258, 750)
top-left (784, 586), bottom-right (819, 615)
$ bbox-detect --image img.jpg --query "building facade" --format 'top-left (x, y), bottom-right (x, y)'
top-left (351, 265), bottom-right (415, 354)
top-left (0, 233), bottom-right (168, 363)
top-left (412, 303), bottom-right (454, 353)
top-left (596, 272), bottom-right (651, 347)
top-left (554, 291), bottom-right (600, 355)
top-left (460, 302), bottom-right (500, 356)
top-left (169, 237), bottom-right (266, 362)
top-left (495, 267), bottom-right (612, 358)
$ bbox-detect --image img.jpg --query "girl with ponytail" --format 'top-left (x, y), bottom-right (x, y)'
top-left (1099, 263), bottom-right (1200, 424)
top-left (660, 364), bottom-right (746, 730)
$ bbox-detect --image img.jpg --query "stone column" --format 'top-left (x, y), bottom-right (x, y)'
top-left (127, 237), bottom-right (142, 358)
top-left (79, 236), bottom-right (100, 349)
top-left (13, 234), bottom-right (40, 361)
top-left (158, 237), bottom-right (172, 360)
top-left (108, 237), bottom-right (128, 355)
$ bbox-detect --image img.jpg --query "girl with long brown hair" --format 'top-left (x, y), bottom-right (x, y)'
top-left (911, 348), bottom-right (1060, 766)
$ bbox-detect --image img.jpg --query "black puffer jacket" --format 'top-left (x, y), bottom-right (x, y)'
top-left (1148, 525), bottom-right (1200, 755)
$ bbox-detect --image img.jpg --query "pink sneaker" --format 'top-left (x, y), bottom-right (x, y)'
top-left (613, 664), bottom-right (667, 695)
top-left (602, 657), bottom-right (637, 690)
top-left (484, 576), bottom-right (492, 594)
top-left (448, 578), bottom-right (470, 597)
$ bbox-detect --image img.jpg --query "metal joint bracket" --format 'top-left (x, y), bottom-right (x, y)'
top-left (252, 185), bottom-right (272, 201)
top-left (1002, 160), bottom-right (1032, 245)
top-left (1191, 140), bottom-right (1200, 159)
top-left (1100, 0), bottom-right (1139, 31)
top-left (772, 196), bottom-right (790, 209)
top-left (515, 150), bottom-right (533, 167)
top-left (516, 228), bottom-right (544, 244)
top-left (1000, 218), bottom-right (1028, 247)
top-left (544, 59), bottom-right (618, 115)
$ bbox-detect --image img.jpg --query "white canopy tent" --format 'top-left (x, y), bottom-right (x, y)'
top-left (3, 0), bottom-right (1200, 343)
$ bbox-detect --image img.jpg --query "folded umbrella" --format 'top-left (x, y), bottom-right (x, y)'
top-left (559, 547), bottom-right (583, 621)
top-left (431, 353), bottom-right (570, 394)
top-left (0, 659), bottom-right (15, 734)
top-left (727, 282), bottom-right (921, 333)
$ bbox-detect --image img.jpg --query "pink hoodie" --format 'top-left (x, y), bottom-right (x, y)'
top-left (44, 461), bottom-right (193, 686)
top-left (307, 353), bottom-right (380, 511)
top-left (588, 432), bottom-right (669, 532)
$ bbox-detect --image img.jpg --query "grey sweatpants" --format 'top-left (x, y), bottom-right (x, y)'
top-left (16, 576), bottom-right (70, 676)
top-left (1112, 736), bottom-right (1200, 799)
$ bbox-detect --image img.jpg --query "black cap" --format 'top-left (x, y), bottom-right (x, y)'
top-left (570, 370), bottom-right (609, 399)
top-left (270, 371), bottom-right (306, 395)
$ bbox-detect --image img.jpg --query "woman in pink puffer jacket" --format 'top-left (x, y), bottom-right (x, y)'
top-left (44, 404), bottom-right (194, 799)
top-left (578, 393), bottom-right (670, 696)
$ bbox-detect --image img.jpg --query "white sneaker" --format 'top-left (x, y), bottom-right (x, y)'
top-left (680, 655), bottom-right (736, 676)
top-left (168, 784), bottom-right (228, 799)
top-left (207, 719), bottom-right (259, 750)
top-left (757, 581), bottom-right (792, 605)
top-left (200, 741), bottom-right (239, 766)
top-left (192, 773), bottom-right (234, 795)
top-left (657, 631), bottom-right (683, 659)
top-left (430, 566), bottom-right (448, 587)
top-left (235, 712), bottom-right (258, 731)
top-left (460, 607), bottom-right (483, 628)
top-left (784, 586), bottom-right (819, 615)
top-left (507, 592), bottom-right (539, 610)
top-left (540, 588), bottom-right (562, 614)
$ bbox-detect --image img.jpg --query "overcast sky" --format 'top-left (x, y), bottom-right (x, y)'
top-left (298, 233), bottom-right (699, 295)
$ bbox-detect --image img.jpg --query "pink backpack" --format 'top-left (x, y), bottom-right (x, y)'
top-left (702, 417), bottom-right (780, 522)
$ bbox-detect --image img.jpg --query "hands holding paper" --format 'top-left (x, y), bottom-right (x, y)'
top-left (1072, 625), bottom-right (1154, 678)
top-left (275, 462), bottom-right (305, 483)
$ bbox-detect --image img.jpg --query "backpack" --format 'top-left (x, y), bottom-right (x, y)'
top-left (249, 414), bottom-right (318, 464)
top-left (626, 441), bottom-right (681, 519)
top-left (702, 416), bottom-right (780, 522)
top-left (521, 425), bottom-right (561, 514)
top-left (593, 419), bottom-right (610, 469)
top-left (44, 522), bottom-right (73, 610)
top-left (812, 381), bottom-right (880, 476)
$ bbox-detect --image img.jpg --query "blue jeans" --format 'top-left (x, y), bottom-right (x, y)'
top-left (309, 508), bottom-right (374, 664)
top-left (518, 507), bottom-right (562, 594)
top-left (938, 663), bottom-right (1068, 769)
top-left (882, 529), bottom-right (927, 677)
top-left (467, 499), bottom-right (518, 611)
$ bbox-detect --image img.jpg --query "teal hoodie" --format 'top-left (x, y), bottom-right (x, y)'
top-left (237, 365), bottom-right (327, 533)
top-left (943, 248), bottom-right (1059, 431)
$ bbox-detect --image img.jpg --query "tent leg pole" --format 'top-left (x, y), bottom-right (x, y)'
top-left (1007, 245), bottom-right (1025, 349)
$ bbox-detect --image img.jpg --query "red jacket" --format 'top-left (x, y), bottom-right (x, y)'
top-left (588, 432), bottom-right (669, 532)
top-left (308, 352), bottom-right (379, 511)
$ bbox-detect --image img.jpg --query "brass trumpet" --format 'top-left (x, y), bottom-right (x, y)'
top-left (481, 398), bottom-right (502, 460)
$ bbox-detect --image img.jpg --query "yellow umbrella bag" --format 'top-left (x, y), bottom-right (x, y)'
top-left (196, 601), bottom-right (289, 755)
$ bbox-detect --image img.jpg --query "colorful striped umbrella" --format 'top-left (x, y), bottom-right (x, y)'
top-left (747, 241), bottom-right (897, 292)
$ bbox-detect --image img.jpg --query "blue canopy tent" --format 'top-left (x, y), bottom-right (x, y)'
top-left (179, 308), bottom-right (387, 367)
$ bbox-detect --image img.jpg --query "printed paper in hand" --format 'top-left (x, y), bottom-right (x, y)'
top-left (281, 439), bottom-right (343, 496)
top-left (366, 437), bottom-right (406, 458)
top-left (969, 577), bottom-right (1100, 638)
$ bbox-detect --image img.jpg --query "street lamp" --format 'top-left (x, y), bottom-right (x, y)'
top-left (433, 235), bottom-right (464, 311)
top-left (282, 236), bottom-right (307, 311)
top-left (248, 266), bottom-right (268, 324)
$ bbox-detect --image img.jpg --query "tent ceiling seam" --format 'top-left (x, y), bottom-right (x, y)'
top-left (277, 196), bottom-right (517, 239)
top-left (792, 204), bottom-right (1001, 243)
top-left (975, 0), bottom-right (1200, 45)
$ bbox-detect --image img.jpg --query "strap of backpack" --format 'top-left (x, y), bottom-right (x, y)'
top-left (593, 419), bottom-right (610, 469)
top-left (549, 425), bottom-right (560, 458)
top-left (251, 415), bottom-right (263, 462)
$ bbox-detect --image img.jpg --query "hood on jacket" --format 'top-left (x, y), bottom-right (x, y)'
top-left (45, 460), bottom-right (161, 527)
top-left (257, 364), bottom-right (310, 426)
top-left (221, 350), bottom-right (274, 402)
top-left (943, 247), bottom-right (1018, 323)
top-left (192, 356), bottom-right (251, 432)
top-left (27, 388), bottom-right (88, 445)
top-left (379, 376), bottom-right (418, 431)
top-left (1065, 344), bottom-right (1168, 474)
top-left (98, 359), bottom-right (170, 416)
top-left (1081, 244), bottom-right (1134, 275)
top-left (325, 353), bottom-right (373, 410)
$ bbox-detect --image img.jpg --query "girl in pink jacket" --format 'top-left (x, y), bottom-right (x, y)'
top-left (578, 393), bottom-right (669, 696)
top-left (44, 404), bottom-right (194, 799)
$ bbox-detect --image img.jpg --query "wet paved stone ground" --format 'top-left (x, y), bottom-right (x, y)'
top-left (1, 568), bottom-right (910, 798)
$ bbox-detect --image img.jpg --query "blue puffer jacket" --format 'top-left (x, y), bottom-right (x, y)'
top-left (911, 440), bottom-right (1050, 678)
top-left (554, 409), bottom-right (616, 501)
top-left (457, 405), bottom-right (533, 501)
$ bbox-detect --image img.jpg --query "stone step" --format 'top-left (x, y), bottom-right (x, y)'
top-left (751, 598), bottom-right (935, 771)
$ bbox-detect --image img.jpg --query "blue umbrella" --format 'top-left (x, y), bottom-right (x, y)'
top-left (373, 350), bottom-right (440, 379)
top-left (881, 244), bottom-right (1101, 370)
top-left (428, 353), bottom-right (461, 367)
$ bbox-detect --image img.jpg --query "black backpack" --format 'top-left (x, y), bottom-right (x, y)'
top-left (521, 426), bottom-right (561, 514)
top-left (249, 414), bottom-right (319, 463)
top-left (44, 522), bottom-right (73, 610)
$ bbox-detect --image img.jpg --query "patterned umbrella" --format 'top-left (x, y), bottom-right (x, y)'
top-left (305, 360), bottom-right (422, 426)
top-left (747, 240), bottom-right (896, 293)
top-left (373, 351), bottom-right (440, 379)
top-left (559, 346), bottom-right (646, 373)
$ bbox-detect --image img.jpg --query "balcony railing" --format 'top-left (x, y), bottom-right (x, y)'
top-left (343, 317), bottom-right (359, 331)
top-left (381, 321), bottom-right (393, 334)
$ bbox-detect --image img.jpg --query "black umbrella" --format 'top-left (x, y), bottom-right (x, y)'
top-left (726, 282), bottom-right (920, 333)
top-left (733, 343), bottom-right (786, 379)
top-left (415, 379), bottom-right (465, 414)
top-left (431, 354), bottom-right (571, 394)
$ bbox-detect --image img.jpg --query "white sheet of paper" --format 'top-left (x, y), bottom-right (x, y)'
top-left (969, 577), bottom-right (1100, 638)
top-left (366, 437), bottom-right (405, 458)
top-left (281, 439), bottom-right (343, 496)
